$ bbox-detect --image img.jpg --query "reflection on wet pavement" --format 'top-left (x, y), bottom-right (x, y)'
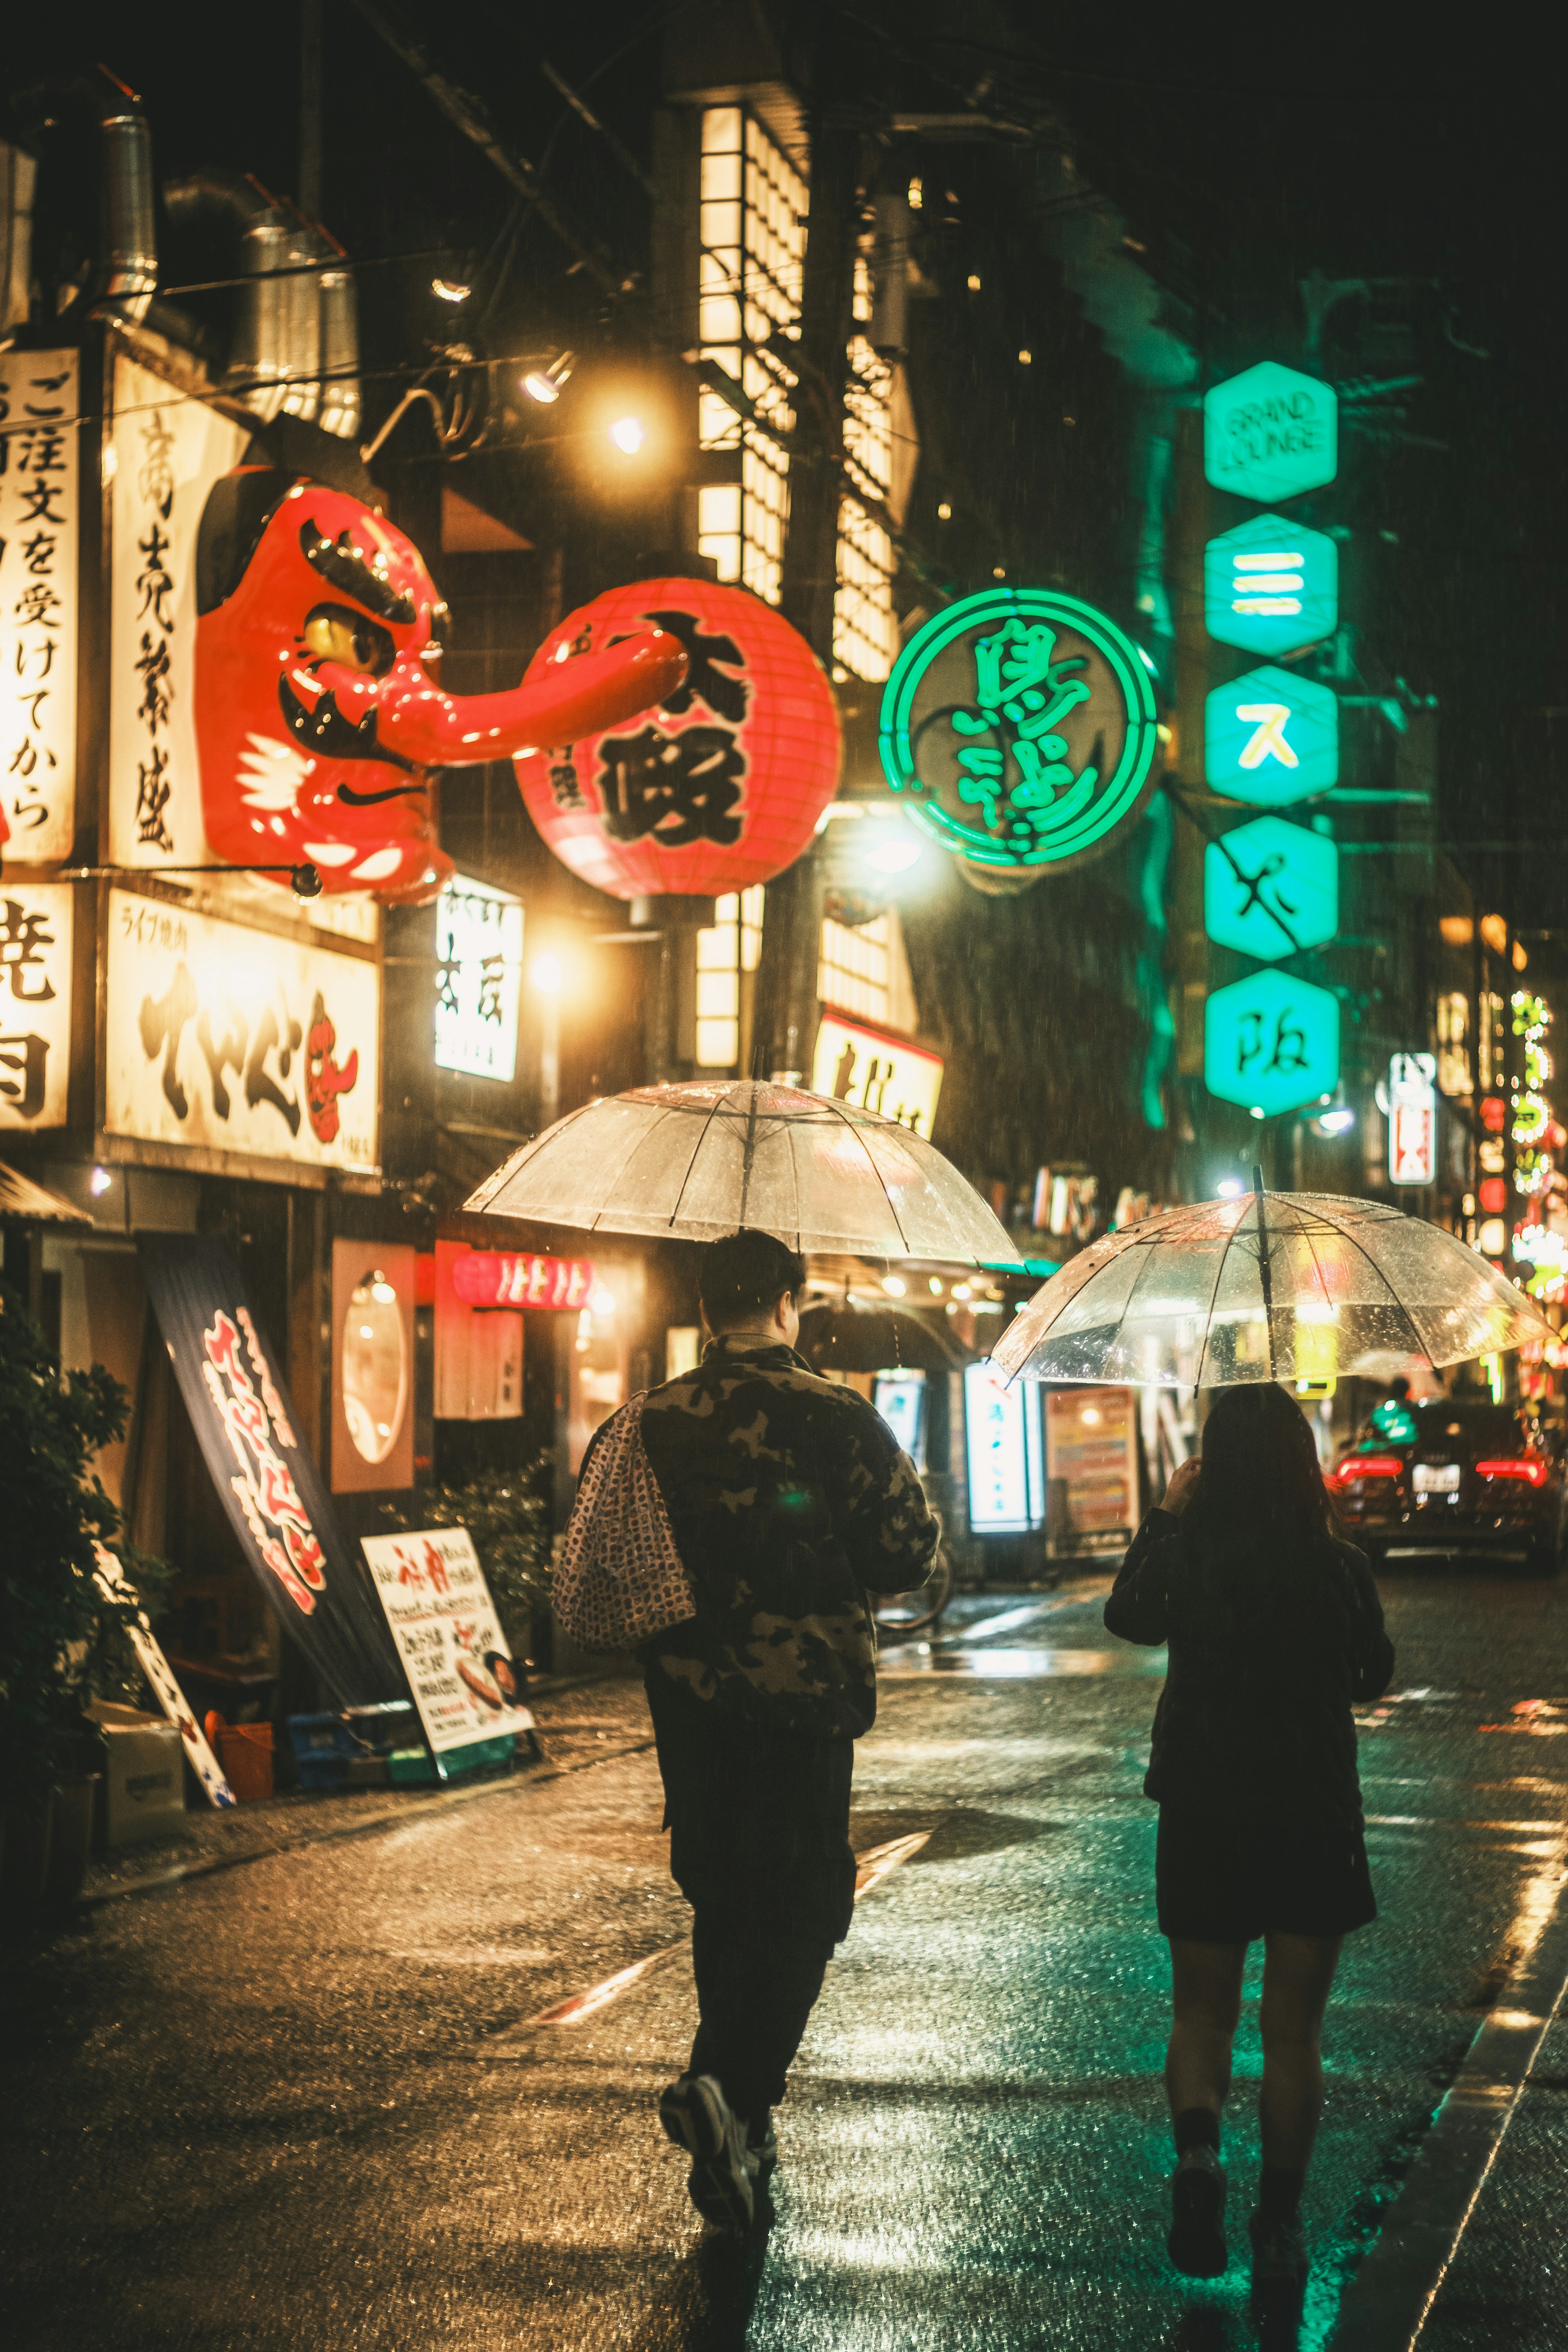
top-left (4, 1574), bottom-right (1568, 2349)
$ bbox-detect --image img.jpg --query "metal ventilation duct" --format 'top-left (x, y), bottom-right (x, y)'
top-left (10, 67), bottom-right (158, 324)
top-left (162, 168), bottom-right (360, 439)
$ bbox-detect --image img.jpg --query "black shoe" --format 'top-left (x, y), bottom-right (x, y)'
top-left (1168, 2144), bottom-right (1228, 2278)
top-left (747, 2113), bottom-right (778, 2172)
top-left (659, 2073), bottom-right (755, 2235)
top-left (1249, 2209), bottom-right (1308, 2298)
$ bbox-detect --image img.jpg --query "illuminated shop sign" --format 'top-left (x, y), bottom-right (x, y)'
top-left (964, 1362), bottom-right (1045, 1534)
top-left (1204, 967), bottom-right (1341, 1117)
top-left (877, 588), bottom-right (1160, 878)
top-left (1388, 1052), bottom-right (1437, 1186)
top-left (449, 1250), bottom-right (597, 1310)
top-left (434, 874), bottom-right (523, 1082)
top-left (811, 1012), bottom-right (944, 1135)
top-left (1204, 514), bottom-right (1338, 659)
top-left (1204, 815), bottom-right (1339, 964)
top-left (0, 348), bottom-right (79, 862)
top-left (1204, 363), bottom-right (1338, 504)
top-left (104, 889), bottom-right (379, 1172)
top-left (1205, 666), bottom-right (1339, 805)
top-left (0, 882), bottom-right (72, 1129)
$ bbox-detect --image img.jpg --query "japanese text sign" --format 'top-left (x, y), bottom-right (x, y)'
top-left (1043, 1387), bottom-right (1139, 1546)
top-left (434, 874), bottom-right (523, 1082)
top-left (0, 882), bottom-right (71, 1129)
top-left (1204, 514), bottom-right (1339, 659)
top-left (1204, 815), bottom-right (1339, 963)
top-left (138, 1234), bottom-right (405, 1705)
top-left (107, 355), bottom-right (250, 875)
top-left (1204, 968), bottom-right (1341, 1117)
top-left (1388, 1052), bottom-right (1437, 1186)
top-left (964, 1362), bottom-right (1045, 1533)
top-left (811, 1011), bottom-right (943, 1135)
top-left (1205, 666), bottom-right (1339, 805)
top-left (105, 889), bottom-right (379, 1171)
top-left (449, 1251), bottom-right (596, 1310)
top-left (0, 349), bottom-right (79, 860)
top-left (879, 588), bottom-right (1161, 878)
top-left (1204, 363), bottom-right (1338, 504)
top-left (361, 1527), bottom-right (532, 1758)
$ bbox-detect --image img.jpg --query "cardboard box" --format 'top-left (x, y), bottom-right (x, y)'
top-left (91, 1702), bottom-right (186, 1847)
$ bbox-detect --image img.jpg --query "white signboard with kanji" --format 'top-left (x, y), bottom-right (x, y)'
top-left (106, 355), bottom-right (250, 878)
top-left (104, 889), bottom-right (379, 1172)
top-left (1388, 1051), bottom-right (1437, 1187)
top-left (360, 1527), bottom-right (534, 1759)
top-left (0, 349), bottom-right (79, 861)
top-left (0, 882), bottom-right (72, 1129)
top-left (434, 874), bottom-right (523, 1082)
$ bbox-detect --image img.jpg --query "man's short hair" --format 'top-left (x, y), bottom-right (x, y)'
top-left (698, 1228), bottom-right (806, 1329)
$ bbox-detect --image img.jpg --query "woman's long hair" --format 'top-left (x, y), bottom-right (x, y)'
top-left (1184, 1383), bottom-right (1338, 1608)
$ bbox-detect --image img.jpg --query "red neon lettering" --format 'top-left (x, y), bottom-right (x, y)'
top-left (281, 1521), bottom-right (327, 1591)
top-left (564, 1259), bottom-right (591, 1308)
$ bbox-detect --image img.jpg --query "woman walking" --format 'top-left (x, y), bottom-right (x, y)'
top-left (1105, 1383), bottom-right (1394, 2299)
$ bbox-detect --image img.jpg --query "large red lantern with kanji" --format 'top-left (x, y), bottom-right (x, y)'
top-left (513, 579), bottom-right (842, 899)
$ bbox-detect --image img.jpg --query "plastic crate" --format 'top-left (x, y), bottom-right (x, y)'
top-left (287, 1713), bottom-right (357, 1793)
top-left (205, 1714), bottom-right (274, 1802)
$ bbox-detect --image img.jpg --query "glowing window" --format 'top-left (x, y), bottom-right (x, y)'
top-left (694, 886), bottom-right (765, 1069)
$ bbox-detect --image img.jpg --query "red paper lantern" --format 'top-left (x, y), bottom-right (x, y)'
top-left (513, 579), bottom-right (841, 900)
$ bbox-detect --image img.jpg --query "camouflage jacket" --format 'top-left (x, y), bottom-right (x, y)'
top-left (632, 1338), bottom-right (939, 1739)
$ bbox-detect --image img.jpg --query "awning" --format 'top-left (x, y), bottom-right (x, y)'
top-left (0, 1160), bottom-right (94, 1225)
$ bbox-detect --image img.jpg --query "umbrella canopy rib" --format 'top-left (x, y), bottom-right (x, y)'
top-left (663, 1092), bottom-right (730, 1234)
top-left (1191, 1206), bottom-right (1250, 1392)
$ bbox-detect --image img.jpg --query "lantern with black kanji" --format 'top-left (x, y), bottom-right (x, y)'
top-left (512, 579), bottom-right (841, 899)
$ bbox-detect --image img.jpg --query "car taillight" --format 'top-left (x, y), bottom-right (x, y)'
top-left (1475, 1457), bottom-right (1549, 1486)
top-left (1333, 1455), bottom-right (1403, 1485)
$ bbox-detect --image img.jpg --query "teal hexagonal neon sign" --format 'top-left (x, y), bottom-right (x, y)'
top-left (877, 588), bottom-right (1161, 877)
top-left (1205, 815), bottom-right (1338, 963)
top-left (1206, 667), bottom-right (1339, 805)
top-left (1205, 969), bottom-right (1341, 1116)
top-left (1205, 362), bottom-right (1338, 503)
top-left (1205, 513), bottom-right (1338, 658)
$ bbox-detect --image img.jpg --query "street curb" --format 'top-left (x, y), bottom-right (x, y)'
top-left (1329, 1861), bottom-right (1568, 2348)
top-left (75, 1718), bottom-right (657, 1912)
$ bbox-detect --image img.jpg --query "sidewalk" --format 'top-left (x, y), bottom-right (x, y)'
top-left (82, 1670), bottom-right (653, 1905)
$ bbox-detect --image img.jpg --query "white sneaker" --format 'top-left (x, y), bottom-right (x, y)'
top-left (658, 2073), bottom-right (755, 2234)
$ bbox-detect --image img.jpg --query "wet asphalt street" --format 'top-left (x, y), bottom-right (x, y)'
top-left (6, 1569), bottom-right (1568, 2352)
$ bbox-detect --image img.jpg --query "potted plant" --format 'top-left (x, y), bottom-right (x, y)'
top-left (0, 1279), bottom-right (170, 1927)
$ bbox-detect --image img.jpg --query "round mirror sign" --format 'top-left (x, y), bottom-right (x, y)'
top-left (877, 589), bottom-right (1161, 878)
top-left (342, 1269), bottom-right (406, 1466)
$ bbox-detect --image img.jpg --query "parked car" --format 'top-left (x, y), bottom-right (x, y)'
top-left (1330, 1399), bottom-right (1566, 1575)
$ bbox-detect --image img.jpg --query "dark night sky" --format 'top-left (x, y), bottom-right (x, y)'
top-left (8, 2), bottom-right (1566, 918)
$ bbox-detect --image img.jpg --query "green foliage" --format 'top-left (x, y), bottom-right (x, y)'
top-left (376, 1460), bottom-right (552, 1666)
top-left (0, 1281), bottom-right (173, 1803)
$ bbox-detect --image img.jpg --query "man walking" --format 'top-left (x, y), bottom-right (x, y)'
top-left (633, 1228), bottom-right (938, 2232)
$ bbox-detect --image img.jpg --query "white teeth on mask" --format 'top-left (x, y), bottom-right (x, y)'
top-left (237, 733), bottom-right (310, 811)
top-left (350, 847), bottom-right (405, 880)
top-left (301, 842), bottom-right (358, 866)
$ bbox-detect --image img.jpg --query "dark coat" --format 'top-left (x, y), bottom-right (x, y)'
top-left (633, 1337), bottom-right (939, 1740)
top-left (1105, 1505), bottom-right (1395, 1829)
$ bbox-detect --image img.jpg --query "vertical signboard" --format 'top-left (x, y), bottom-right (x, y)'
top-left (963, 1362), bottom-right (1044, 1534)
top-left (1388, 1052), bottom-right (1437, 1186)
top-left (434, 875), bottom-right (523, 1081)
top-left (1044, 1386), bottom-right (1140, 1549)
top-left (0, 349), bottom-right (79, 861)
top-left (0, 881), bottom-right (72, 1129)
top-left (107, 355), bottom-right (250, 875)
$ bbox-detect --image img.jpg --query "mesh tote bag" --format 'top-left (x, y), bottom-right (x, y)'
top-left (554, 1394), bottom-right (697, 1653)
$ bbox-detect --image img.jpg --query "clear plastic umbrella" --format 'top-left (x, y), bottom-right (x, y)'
top-left (464, 1078), bottom-right (1019, 1265)
top-left (991, 1176), bottom-right (1552, 1389)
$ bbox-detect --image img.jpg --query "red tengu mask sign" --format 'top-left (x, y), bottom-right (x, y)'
top-left (194, 471), bottom-right (688, 905)
top-left (513, 578), bottom-right (842, 900)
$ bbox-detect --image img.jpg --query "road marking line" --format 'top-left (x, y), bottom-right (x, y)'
top-left (1329, 1854), bottom-right (1568, 2350)
top-left (489, 1833), bottom-right (934, 2045)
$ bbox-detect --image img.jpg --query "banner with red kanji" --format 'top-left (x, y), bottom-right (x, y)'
top-left (138, 1234), bottom-right (405, 1705)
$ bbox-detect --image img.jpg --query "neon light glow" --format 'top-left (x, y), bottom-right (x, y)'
top-left (877, 588), bottom-right (1161, 875)
top-left (1205, 514), bottom-right (1338, 657)
top-left (1204, 363), bottom-right (1339, 503)
top-left (1206, 668), bottom-right (1339, 806)
top-left (1204, 967), bottom-right (1341, 1116)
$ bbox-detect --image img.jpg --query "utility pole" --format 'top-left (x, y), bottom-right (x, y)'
top-left (753, 96), bottom-right (865, 1083)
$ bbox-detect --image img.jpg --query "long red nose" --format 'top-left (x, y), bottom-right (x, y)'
top-left (373, 626), bottom-right (688, 768)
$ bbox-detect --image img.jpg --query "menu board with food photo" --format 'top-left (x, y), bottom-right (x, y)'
top-left (360, 1528), bottom-right (534, 1758)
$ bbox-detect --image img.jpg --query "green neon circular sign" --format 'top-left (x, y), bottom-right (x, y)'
top-left (877, 588), bottom-right (1162, 873)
